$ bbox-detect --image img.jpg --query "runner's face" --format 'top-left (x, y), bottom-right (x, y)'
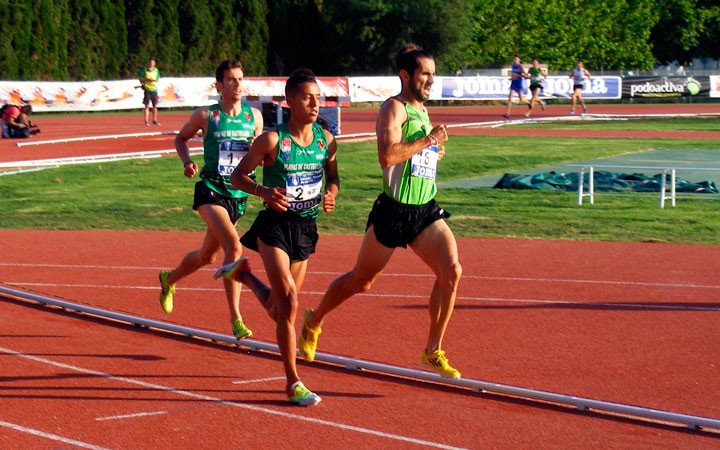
top-left (219, 68), bottom-right (244, 101)
top-left (287, 82), bottom-right (320, 124)
top-left (407, 57), bottom-right (435, 103)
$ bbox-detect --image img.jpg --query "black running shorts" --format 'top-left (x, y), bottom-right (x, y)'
top-left (240, 209), bottom-right (318, 262)
top-left (366, 192), bottom-right (450, 249)
top-left (193, 181), bottom-right (247, 224)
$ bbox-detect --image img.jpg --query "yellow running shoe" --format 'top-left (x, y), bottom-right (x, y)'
top-left (298, 309), bottom-right (321, 362)
top-left (287, 381), bottom-right (321, 406)
top-left (420, 349), bottom-right (461, 379)
top-left (231, 317), bottom-right (253, 340)
top-left (158, 270), bottom-right (175, 314)
top-left (213, 257), bottom-right (251, 281)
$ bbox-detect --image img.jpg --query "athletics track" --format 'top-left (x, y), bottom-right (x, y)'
top-left (0, 103), bottom-right (719, 449)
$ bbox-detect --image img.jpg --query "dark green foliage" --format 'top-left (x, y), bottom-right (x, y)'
top-left (0, 1), bottom-right (716, 80)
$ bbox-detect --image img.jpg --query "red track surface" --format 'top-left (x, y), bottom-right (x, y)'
top-left (1, 105), bottom-right (719, 449)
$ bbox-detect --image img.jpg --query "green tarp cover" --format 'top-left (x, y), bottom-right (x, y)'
top-left (494, 171), bottom-right (719, 193)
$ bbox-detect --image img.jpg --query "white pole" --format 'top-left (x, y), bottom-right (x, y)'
top-left (2, 285), bottom-right (719, 431)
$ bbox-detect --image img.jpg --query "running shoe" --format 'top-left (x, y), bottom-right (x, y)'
top-left (420, 349), bottom-right (461, 379)
top-left (298, 309), bottom-right (321, 362)
top-left (540, 101), bottom-right (546, 111)
top-left (502, 114), bottom-right (510, 119)
top-left (569, 109), bottom-right (575, 115)
top-left (153, 120), bottom-right (161, 126)
top-left (158, 270), bottom-right (175, 314)
top-left (145, 121), bottom-right (150, 126)
top-left (524, 111), bottom-right (531, 118)
top-left (583, 106), bottom-right (588, 114)
top-left (231, 317), bottom-right (253, 340)
top-left (213, 257), bottom-right (251, 281)
top-left (287, 381), bottom-right (321, 406)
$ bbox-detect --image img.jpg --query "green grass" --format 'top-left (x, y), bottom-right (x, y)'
top-left (1, 118), bottom-right (719, 244)
top-left (514, 117), bottom-right (720, 132)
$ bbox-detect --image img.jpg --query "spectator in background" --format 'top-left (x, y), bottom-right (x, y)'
top-left (1, 104), bottom-right (39, 138)
top-left (139, 58), bottom-right (161, 126)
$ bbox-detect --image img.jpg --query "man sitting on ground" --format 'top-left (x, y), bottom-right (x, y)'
top-left (1, 104), bottom-right (39, 138)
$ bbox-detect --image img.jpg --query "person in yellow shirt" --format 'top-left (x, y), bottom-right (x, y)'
top-left (138, 58), bottom-right (161, 125)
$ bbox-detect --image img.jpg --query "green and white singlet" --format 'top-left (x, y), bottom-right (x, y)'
top-left (528, 67), bottom-right (543, 89)
top-left (382, 100), bottom-right (438, 205)
top-left (200, 103), bottom-right (256, 199)
top-left (263, 122), bottom-right (329, 219)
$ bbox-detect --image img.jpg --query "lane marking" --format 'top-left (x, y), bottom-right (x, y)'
top-left (4, 282), bottom-right (720, 312)
top-left (0, 346), bottom-right (466, 450)
top-left (96, 410), bottom-right (168, 421)
top-left (232, 376), bottom-right (285, 385)
top-left (2, 262), bottom-right (719, 290)
top-left (0, 420), bottom-right (110, 450)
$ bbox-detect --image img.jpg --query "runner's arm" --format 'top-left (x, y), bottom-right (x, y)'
top-left (376, 99), bottom-right (447, 168)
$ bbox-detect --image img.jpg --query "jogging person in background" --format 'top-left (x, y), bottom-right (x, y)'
top-left (215, 68), bottom-right (339, 406)
top-left (298, 44), bottom-right (463, 379)
top-left (525, 58), bottom-right (547, 117)
top-left (569, 60), bottom-right (591, 115)
top-left (139, 58), bottom-right (161, 125)
top-left (503, 54), bottom-right (530, 119)
top-left (158, 59), bottom-right (263, 341)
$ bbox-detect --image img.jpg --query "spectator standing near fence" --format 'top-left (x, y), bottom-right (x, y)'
top-left (569, 60), bottom-right (591, 115)
top-left (139, 58), bottom-right (161, 126)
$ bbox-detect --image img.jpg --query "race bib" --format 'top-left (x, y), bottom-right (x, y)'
top-left (286, 171), bottom-right (323, 212)
top-left (411, 144), bottom-right (439, 180)
top-left (217, 140), bottom-right (250, 176)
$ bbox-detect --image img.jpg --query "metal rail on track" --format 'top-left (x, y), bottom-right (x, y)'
top-left (2, 284), bottom-right (719, 432)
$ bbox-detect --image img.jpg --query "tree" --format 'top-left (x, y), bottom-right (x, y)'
top-left (236, 0), bottom-right (269, 75)
top-left (320, 0), bottom-right (474, 75)
top-left (178, 2), bottom-right (216, 75)
top-left (153, 0), bottom-right (183, 76)
top-left (650, 0), bottom-right (703, 65)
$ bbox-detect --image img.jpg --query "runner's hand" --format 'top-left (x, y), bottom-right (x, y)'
top-left (322, 191), bottom-right (336, 213)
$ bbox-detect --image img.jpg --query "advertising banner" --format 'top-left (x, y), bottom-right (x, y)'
top-left (0, 77), bottom-right (350, 112)
top-left (621, 76), bottom-right (710, 99)
top-left (708, 76), bottom-right (720, 98)
top-left (440, 76), bottom-right (622, 100)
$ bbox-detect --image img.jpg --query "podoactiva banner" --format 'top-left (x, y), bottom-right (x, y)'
top-left (622, 76), bottom-right (710, 99)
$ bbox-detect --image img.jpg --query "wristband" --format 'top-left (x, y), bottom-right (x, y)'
top-left (427, 134), bottom-right (438, 146)
top-left (254, 184), bottom-right (260, 196)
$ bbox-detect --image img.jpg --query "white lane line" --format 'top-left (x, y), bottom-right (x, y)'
top-left (0, 420), bottom-right (111, 450)
top-left (96, 410), bottom-right (168, 421)
top-left (0, 346), bottom-right (466, 450)
top-left (232, 376), bottom-right (285, 385)
top-left (2, 262), bottom-right (720, 290)
top-left (4, 282), bottom-right (720, 312)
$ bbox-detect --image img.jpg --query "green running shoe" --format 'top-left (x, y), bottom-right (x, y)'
top-left (158, 270), bottom-right (175, 314)
top-left (231, 317), bottom-right (253, 340)
top-left (213, 257), bottom-right (251, 281)
top-left (287, 381), bottom-right (321, 406)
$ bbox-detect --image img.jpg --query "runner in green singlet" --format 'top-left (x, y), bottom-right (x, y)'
top-left (299, 44), bottom-right (463, 379)
top-left (157, 59), bottom-right (263, 342)
top-left (525, 58), bottom-right (547, 117)
top-left (214, 68), bottom-right (339, 406)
